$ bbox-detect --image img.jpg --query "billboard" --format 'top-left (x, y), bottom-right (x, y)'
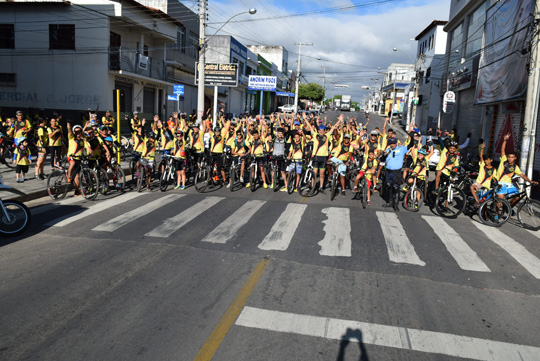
top-left (248, 75), bottom-right (277, 91)
top-left (195, 63), bottom-right (239, 87)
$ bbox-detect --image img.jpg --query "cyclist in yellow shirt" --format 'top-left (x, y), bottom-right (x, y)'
top-left (287, 130), bottom-right (305, 192)
top-left (67, 122), bottom-right (90, 192)
top-left (173, 130), bottom-right (187, 190)
top-left (353, 149), bottom-right (379, 205)
top-left (470, 143), bottom-right (496, 206)
top-left (209, 120), bottom-right (231, 185)
top-left (247, 125), bottom-right (269, 188)
top-left (34, 117), bottom-right (49, 180)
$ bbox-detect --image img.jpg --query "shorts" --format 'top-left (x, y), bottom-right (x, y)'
top-left (192, 152), bottom-right (204, 165)
top-left (289, 161), bottom-right (303, 174)
top-left (330, 157), bottom-right (347, 176)
top-left (211, 153), bottom-right (224, 169)
top-left (497, 183), bottom-right (519, 196)
top-left (142, 159), bottom-right (155, 169)
top-left (313, 155), bottom-right (327, 170)
top-left (38, 147), bottom-right (47, 155)
top-left (16, 164), bottom-right (29, 174)
top-left (175, 159), bottom-right (186, 171)
top-left (255, 156), bottom-right (266, 167)
top-left (273, 156), bottom-right (286, 172)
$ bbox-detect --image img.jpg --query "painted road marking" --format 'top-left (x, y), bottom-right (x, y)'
top-left (423, 216), bottom-right (490, 272)
top-left (258, 203), bottom-right (307, 251)
top-left (92, 194), bottom-right (185, 232)
top-left (472, 222), bottom-right (540, 279)
top-left (319, 207), bottom-right (351, 257)
top-left (376, 212), bottom-right (426, 266)
top-left (45, 192), bottom-right (145, 227)
top-left (201, 200), bottom-right (266, 244)
top-left (193, 258), bottom-right (270, 361)
top-left (145, 196), bottom-right (224, 238)
top-left (235, 307), bottom-right (540, 361)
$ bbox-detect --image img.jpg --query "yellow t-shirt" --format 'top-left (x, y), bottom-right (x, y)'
top-left (497, 155), bottom-right (522, 184)
top-left (67, 134), bottom-right (88, 159)
top-left (48, 126), bottom-right (63, 147)
top-left (311, 132), bottom-right (330, 157)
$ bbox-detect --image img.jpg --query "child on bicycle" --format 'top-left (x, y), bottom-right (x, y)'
top-left (138, 119), bottom-right (157, 191)
top-left (353, 149), bottom-right (378, 205)
top-left (470, 143), bottom-right (496, 206)
top-left (287, 130), bottom-right (305, 192)
top-left (405, 147), bottom-right (430, 205)
top-left (173, 130), bottom-right (187, 190)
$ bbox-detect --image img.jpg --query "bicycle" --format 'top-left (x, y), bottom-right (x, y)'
top-left (434, 171), bottom-right (466, 218)
top-left (477, 182), bottom-right (512, 227)
top-left (297, 156), bottom-right (316, 197)
top-left (119, 135), bottom-right (133, 160)
top-left (286, 160), bottom-right (300, 194)
top-left (136, 158), bottom-right (155, 192)
top-left (47, 156), bottom-right (100, 200)
top-left (506, 180), bottom-right (540, 230)
top-left (194, 153), bottom-right (211, 193)
top-left (248, 156), bottom-right (265, 192)
top-left (403, 176), bottom-right (424, 212)
top-left (330, 162), bottom-right (340, 201)
top-left (353, 175), bottom-right (368, 209)
top-left (159, 154), bottom-right (178, 192)
top-left (0, 175), bottom-right (31, 236)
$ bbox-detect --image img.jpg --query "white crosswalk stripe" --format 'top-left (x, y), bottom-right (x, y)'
top-left (45, 192), bottom-right (146, 227)
top-left (376, 211), bottom-right (426, 266)
top-left (472, 222), bottom-right (540, 279)
top-left (423, 216), bottom-right (491, 272)
top-left (201, 200), bottom-right (266, 244)
top-left (258, 203), bottom-right (307, 251)
top-left (92, 194), bottom-right (185, 232)
top-left (319, 207), bottom-right (351, 257)
top-left (145, 196), bottom-right (224, 238)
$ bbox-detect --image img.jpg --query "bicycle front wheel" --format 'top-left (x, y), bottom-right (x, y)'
top-left (229, 166), bottom-right (236, 192)
top-left (159, 167), bottom-right (171, 192)
top-left (0, 200), bottom-right (31, 237)
top-left (404, 188), bottom-right (423, 212)
top-left (97, 167), bottom-right (109, 195)
top-left (272, 168), bottom-right (279, 192)
top-left (478, 197), bottom-right (511, 227)
top-left (300, 169), bottom-right (316, 197)
top-left (435, 185), bottom-right (466, 218)
top-left (47, 170), bottom-right (68, 200)
top-left (330, 174), bottom-right (338, 201)
top-left (517, 199), bottom-right (540, 230)
top-left (287, 170), bottom-right (295, 194)
top-left (361, 179), bottom-right (368, 209)
top-left (112, 165), bottom-right (126, 192)
top-left (194, 165), bottom-right (210, 193)
top-left (137, 166), bottom-right (146, 192)
top-left (80, 169), bottom-right (99, 201)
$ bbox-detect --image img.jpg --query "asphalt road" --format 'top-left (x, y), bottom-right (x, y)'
top-left (1, 111), bottom-right (540, 361)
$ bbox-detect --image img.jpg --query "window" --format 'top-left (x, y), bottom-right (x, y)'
top-left (425, 67), bottom-right (431, 84)
top-left (449, 23), bottom-right (463, 67)
top-left (465, 2), bottom-right (487, 57)
top-left (177, 26), bottom-right (185, 53)
top-left (0, 73), bottom-right (16, 86)
top-left (188, 31), bottom-right (198, 59)
top-left (143, 45), bottom-right (148, 56)
top-left (49, 24), bottom-right (75, 50)
top-left (0, 24), bottom-right (14, 49)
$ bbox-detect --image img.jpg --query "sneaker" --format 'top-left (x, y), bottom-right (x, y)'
top-left (16, 179), bottom-right (21, 183)
top-left (403, 186), bottom-right (409, 192)
top-left (319, 188), bottom-right (326, 194)
top-left (146, 187), bottom-right (151, 192)
top-left (180, 185), bottom-right (185, 190)
top-left (280, 188), bottom-right (287, 192)
top-left (240, 176), bottom-right (244, 183)
top-left (245, 183), bottom-right (250, 188)
top-left (21, 178), bottom-right (25, 182)
top-left (226, 183), bottom-right (231, 189)
top-left (263, 183), bottom-right (268, 189)
top-left (341, 190), bottom-right (346, 197)
top-left (367, 200), bottom-right (371, 205)
top-left (294, 188), bottom-right (298, 192)
top-left (174, 185), bottom-right (181, 189)
top-left (270, 183), bottom-right (274, 189)
top-left (352, 186), bottom-right (358, 192)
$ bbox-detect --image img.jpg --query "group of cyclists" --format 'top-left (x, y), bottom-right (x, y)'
top-left (1, 106), bottom-right (540, 228)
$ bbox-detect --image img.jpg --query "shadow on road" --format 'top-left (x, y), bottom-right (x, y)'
top-left (336, 328), bottom-right (369, 361)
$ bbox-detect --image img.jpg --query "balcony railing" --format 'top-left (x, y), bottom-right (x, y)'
top-left (109, 47), bottom-right (164, 81)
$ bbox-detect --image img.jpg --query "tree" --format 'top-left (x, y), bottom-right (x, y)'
top-left (298, 83), bottom-right (325, 102)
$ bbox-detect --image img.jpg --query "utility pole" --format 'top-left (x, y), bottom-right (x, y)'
top-left (321, 66), bottom-right (331, 108)
top-left (521, 6), bottom-right (540, 180)
top-left (410, 55), bottom-right (422, 130)
top-left (331, 78), bottom-right (336, 106)
top-left (196, 0), bottom-right (207, 125)
top-left (293, 42), bottom-right (313, 114)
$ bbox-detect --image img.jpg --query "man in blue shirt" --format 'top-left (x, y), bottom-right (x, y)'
top-left (382, 133), bottom-right (414, 211)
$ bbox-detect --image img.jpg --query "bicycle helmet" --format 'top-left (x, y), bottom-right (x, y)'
top-left (344, 134), bottom-right (351, 139)
top-left (214, 126), bottom-right (221, 132)
top-left (72, 125), bottom-right (83, 132)
top-left (104, 136), bottom-right (114, 142)
top-left (18, 136), bottom-right (27, 143)
top-left (448, 141), bottom-right (458, 148)
top-left (370, 130), bottom-right (378, 135)
top-left (176, 130), bottom-right (184, 135)
top-left (147, 131), bottom-right (156, 139)
top-left (418, 148), bottom-right (428, 155)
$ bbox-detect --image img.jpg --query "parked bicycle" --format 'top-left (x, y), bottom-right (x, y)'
top-left (47, 156), bottom-right (100, 200)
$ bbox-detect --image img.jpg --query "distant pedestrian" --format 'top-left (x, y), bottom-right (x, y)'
top-left (48, 117), bottom-right (63, 168)
top-left (34, 117), bottom-right (49, 179)
top-left (14, 137), bottom-right (31, 182)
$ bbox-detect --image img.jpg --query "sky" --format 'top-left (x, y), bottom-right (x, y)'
top-left (183, 0), bottom-right (451, 102)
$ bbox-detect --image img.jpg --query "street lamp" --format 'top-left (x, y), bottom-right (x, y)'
top-left (197, 8), bottom-right (257, 125)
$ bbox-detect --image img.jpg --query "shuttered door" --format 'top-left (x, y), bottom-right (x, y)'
top-left (456, 88), bottom-right (483, 146)
top-left (143, 87), bottom-right (155, 114)
top-left (493, 101), bottom-right (524, 156)
top-left (532, 104), bottom-right (540, 172)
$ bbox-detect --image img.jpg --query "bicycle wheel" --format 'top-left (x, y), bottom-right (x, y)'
top-left (517, 199), bottom-right (540, 230)
top-left (300, 169), bottom-right (316, 197)
top-left (112, 165), bottom-right (126, 191)
top-left (159, 167), bottom-right (171, 192)
top-left (129, 159), bottom-right (136, 181)
top-left (330, 174), bottom-right (338, 201)
top-left (47, 170), bottom-right (68, 200)
top-left (1, 148), bottom-right (14, 168)
top-left (435, 185), bottom-right (466, 218)
top-left (229, 166), bottom-right (236, 192)
top-left (137, 166), bottom-right (146, 192)
top-left (478, 197), bottom-right (511, 227)
top-left (361, 179), bottom-right (368, 209)
top-left (272, 168), bottom-right (279, 192)
top-left (194, 165), bottom-right (210, 193)
top-left (97, 168), bottom-right (109, 195)
top-left (404, 188), bottom-right (423, 212)
top-left (0, 200), bottom-right (31, 237)
top-left (250, 165), bottom-right (257, 192)
top-left (287, 170), bottom-right (295, 194)
top-left (79, 169), bottom-right (99, 201)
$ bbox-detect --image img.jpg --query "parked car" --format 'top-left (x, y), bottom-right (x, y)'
top-left (278, 104), bottom-right (297, 113)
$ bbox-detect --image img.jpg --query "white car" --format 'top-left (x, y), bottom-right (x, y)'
top-left (278, 104), bottom-right (296, 113)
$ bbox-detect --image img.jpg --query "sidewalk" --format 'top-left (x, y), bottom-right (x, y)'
top-left (0, 160), bottom-right (132, 203)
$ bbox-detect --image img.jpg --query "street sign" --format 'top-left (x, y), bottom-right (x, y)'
top-left (248, 75), bottom-right (277, 91)
top-left (335, 84), bottom-right (349, 88)
top-left (173, 85), bottom-right (184, 95)
top-left (443, 91), bottom-right (456, 114)
top-left (195, 63), bottom-right (239, 87)
top-left (167, 95), bottom-right (177, 101)
top-left (276, 91), bottom-right (294, 97)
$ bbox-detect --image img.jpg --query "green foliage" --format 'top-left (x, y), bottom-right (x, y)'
top-left (298, 83), bottom-right (325, 102)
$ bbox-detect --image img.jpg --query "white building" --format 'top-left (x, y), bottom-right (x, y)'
top-left (413, 20), bottom-right (448, 133)
top-left (380, 63), bottom-right (415, 117)
top-left (0, 0), bottom-right (198, 123)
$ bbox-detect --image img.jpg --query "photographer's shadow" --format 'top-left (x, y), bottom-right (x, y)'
top-left (336, 328), bottom-right (369, 361)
